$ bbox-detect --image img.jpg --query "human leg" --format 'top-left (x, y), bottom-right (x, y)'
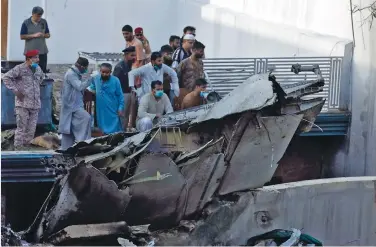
top-left (136, 117), bottom-right (153, 132)
top-left (71, 108), bottom-right (91, 142)
top-left (39, 54), bottom-right (48, 73)
top-left (61, 134), bottom-right (75, 150)
top-left (24, 109), bottom-right (39, 144)
top-left (14, 107), bottom-right (29, 148)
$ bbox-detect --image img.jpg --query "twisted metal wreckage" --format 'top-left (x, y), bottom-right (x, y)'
top-left (4, 64), bottom-right (325, 246)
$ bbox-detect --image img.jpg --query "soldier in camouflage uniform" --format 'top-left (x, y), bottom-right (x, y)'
top-left (2, 50), bottom-right (45, 150)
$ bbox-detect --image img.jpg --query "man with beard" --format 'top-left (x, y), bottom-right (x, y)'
top-left (122, 25), bottom-right (145, 68)
top-left (59, 57), bottom-right (93, 150)
top-left (128, 51), bottom-right (179, 101)
top-left (169, 35), bottom-right (180, 51)
top-left (171, 34), bottom-right (195, 69)
top-left (137, 80), bottom-right (173, 132)
top-left (134, 27), bottom-right (151, 63)
top-left (113, 46), bottom-right (136, 129)
top-left (175, 41), bottom-right (206, 109)
top-left (88, 63), bottom-right (124, 134)
top-left (160, 45), bottom-right (174, 100)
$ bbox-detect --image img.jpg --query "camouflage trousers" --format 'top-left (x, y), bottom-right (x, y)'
top-left (14, 107), bottom-right (39, 147)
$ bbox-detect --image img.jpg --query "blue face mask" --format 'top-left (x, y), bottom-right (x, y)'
top-left (153, 64), bottom-right (162, 71)
top-left (31, 62), bottom-right (38, 69)
top-left (82, 68), bottom-right (88, 74)
top-left (200, 91), bottom-right (209, 98)
top-left (155, 90), bottom-right (164, 98)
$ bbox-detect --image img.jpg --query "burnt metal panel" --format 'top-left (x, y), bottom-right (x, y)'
top-left (219, 114), bottom-right (303, 195)
top-left (1, 151), bottom-right (56, 183)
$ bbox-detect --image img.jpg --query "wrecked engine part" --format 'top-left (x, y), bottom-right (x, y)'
top-left (10, 65), bottom-right (326, 245)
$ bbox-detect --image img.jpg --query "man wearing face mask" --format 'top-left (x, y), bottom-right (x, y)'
top-left (59, 57), bottom-right (94, 150)
top-left (2, 49), bottom-right (45, 150)
top-left (137, 80), bottom-right (173, 132)
top-left (128, 51), bottom-right (179, 101)
top-left (181, 78), bottom-right (208, 109)
top-left (171, 34), bottom-right (195, 69)
top-left (88, 63), bottom-right (124, 134)
top-left (113, 46), bottom-right (136, 129)
top-left (175, 41), bottom-right (206, 109)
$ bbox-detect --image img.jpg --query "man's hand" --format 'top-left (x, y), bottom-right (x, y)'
top-left (33, 32), bottom-right (44, 38)
top-left (118, 110), bottom-right (124, 117)
top-left (15, 91), bottom-right (24, 101)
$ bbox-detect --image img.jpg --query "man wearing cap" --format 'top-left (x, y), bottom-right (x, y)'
top-left (20, 6), bottom-right (50, 73)
top-left (113, 46), bottom-right (137, 129)
top-left (59, 57), bottom-right (94, 150)
top-left (134, 27), bottom-right (151, 64)
top-left (171, 34), bottom-right (195, 69)
top-left (2, 50), bottom-right (45, 150)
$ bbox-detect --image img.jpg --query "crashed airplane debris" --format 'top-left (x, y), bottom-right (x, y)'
top-left (9, 64), bottom-right (325, 246)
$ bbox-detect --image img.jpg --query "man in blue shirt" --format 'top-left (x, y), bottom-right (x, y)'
top-left (20, 6), bottom-right (50, 73)
top-left (89, 63), bottom-right (125, 134)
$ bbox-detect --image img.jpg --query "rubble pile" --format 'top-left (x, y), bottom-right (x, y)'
top-left (4, 65), bottom-right (325, 246)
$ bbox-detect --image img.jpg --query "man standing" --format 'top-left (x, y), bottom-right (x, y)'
top-left (128, 51), bottom-right (179, 101)
top-left (169, 35), bottom-right (180, 51)
top-left (2, 50), bottom-right (45, 150)
top-left (88, 63), bottom-right (124, 134)
top-left (160, 45), bottom-right (174, 98)
top-left (134, 27), bottom-right (151, 63)
top-left (122, 25), bottom-right (145, 68)
top-left (113, 46), bottom-right (136, 129)
top-left (177, 41), bottom-right (206, 92)
top-left (181, 78), bottom-right (208, 109)
top-left (20, 7), bottom-right (50, 73)
top-left (171, 34), bottom-right (195, 69)
top-left (137, 80), bottom-right (173, 132)
top-left (59, 57), bottom-right (93, 150)
top-left (175, 41), bottom-right (206, 109)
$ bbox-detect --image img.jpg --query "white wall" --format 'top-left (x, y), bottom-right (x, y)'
top-left (8, 0), bottom-right (351, 63)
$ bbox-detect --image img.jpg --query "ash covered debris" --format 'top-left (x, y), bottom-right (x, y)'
top-left (7, 65), bottom-right (325, 246)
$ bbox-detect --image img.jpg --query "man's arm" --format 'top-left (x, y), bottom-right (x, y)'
top-left (67, 72), bottom-right (94, 91)
top-left (44, 21), bottom-right (50, 39)
top-left (87, 78), bottom-right (96, 93)
top-left (137, 95), bottom-right (156, 120)
top-left (2, 66), bottom-right (21, 93)
top-left (171, 48), bottom-right (180, 69)
top-left (115, 79), bottom-right (125, 112)
top-left (163, 94), bottom-right (174, 114)
top-left (20, 22), bottom-right (36, 40)
top-left (128, 65), bottom-right (145, 88)
top-left (163, 65), bottom-right (180, 97)
top-left (134, 42), bottom-right (145, 68)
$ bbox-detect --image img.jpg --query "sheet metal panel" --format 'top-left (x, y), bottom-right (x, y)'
top-left (203, 57), bottom-right (343, 112)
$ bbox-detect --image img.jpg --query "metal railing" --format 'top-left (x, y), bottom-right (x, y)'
top-left (203, 57), bottom-right (344, 112)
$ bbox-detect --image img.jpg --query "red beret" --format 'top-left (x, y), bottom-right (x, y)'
top-left (134, 27), bottom-right (143, 34)
top-left (25, 50), bottom-right (39, 57)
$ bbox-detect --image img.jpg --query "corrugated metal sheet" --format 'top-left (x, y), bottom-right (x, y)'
top-left (1, 151), bottom-right (56, 183)
top-left (203, 57), bottom-right (343, 112)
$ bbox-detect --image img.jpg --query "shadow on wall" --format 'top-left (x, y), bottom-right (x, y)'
top-left (273, 136), bottom-right (347, 183)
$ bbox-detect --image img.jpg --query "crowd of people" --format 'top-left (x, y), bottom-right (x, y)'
top-left (2, 6), bottom-right (210, 150)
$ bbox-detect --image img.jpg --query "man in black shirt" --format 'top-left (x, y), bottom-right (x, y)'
top-left (113, 46), bottom-right (136, 129)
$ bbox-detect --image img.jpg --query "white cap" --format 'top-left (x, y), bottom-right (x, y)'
top-left (183, 34), bottom-right (195, 40)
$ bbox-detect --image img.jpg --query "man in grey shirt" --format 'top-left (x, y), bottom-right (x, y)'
top-left (137, 80), bottom-right (173, 132)
top-left (20, 6), bottom-right (50, 73)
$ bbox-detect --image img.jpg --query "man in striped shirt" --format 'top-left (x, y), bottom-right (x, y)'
top-left (171, 34), bottom-right (195, 69)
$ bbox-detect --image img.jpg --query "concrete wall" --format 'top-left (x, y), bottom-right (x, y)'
top-left (7, 0), bottom-right (350, 63)
top-left (191, 177), bottom-right (376, 246)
